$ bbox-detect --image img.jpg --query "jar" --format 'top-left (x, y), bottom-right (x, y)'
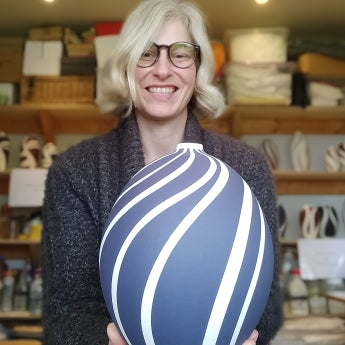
top-left (288, 269), bottom-right (309, 316)
top-left (306, 280), bottom-right (327, 315)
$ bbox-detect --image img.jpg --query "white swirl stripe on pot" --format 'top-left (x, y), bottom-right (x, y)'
top-left (99, 143), bottom-right (274, 345)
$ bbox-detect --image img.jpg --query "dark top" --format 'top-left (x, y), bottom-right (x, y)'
top-left (42, 113), bottom-right (283, 345)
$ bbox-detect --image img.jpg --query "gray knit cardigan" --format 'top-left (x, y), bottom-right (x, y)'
top-left (42, 113), bottom-right (282, 345)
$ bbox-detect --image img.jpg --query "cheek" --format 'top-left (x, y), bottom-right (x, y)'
top-left (184, 71), bottom-right (197, 94)
top-left (134, 68), bottom-right (145, 85)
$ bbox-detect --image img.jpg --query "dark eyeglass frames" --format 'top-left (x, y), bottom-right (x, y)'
top-left (137, 41), bottom-right (200, 69)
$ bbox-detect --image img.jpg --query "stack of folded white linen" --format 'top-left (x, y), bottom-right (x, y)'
top-left (308, 81), bottom-right (344, 106)
top-left (225, 62), bottom-right (293, 106)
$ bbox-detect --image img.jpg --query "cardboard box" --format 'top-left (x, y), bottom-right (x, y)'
top-left (66, 42), bottom-right (95, 57)
top-left (29, 26), bottom-right (63, 41)
top-left (23, 40), bottom-right (63, 76)
top-left (0, 37), bottom-right (24, 82)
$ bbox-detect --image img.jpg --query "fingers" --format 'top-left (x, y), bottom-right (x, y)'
top-left (242, 329), bottom-right (259, 345)
top-left (107, 323), bottom-right (127, 345)
top-left (106, 323), bottom-right (258, 345)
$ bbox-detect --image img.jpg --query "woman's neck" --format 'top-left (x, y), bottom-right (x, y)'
top-left (136, 114), bottom-right (187, 164)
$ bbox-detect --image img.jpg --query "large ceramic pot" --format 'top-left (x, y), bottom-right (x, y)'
top-left (99, 143), bottom-right (273, 345)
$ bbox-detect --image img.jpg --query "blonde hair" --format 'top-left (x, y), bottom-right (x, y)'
top-left (96, 0), bottom-right (225, 119)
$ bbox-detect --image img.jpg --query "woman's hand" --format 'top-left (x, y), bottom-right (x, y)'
top-left (107, 322), bottom-right (258, 345)
top-left (107, 323), bottom-right (126, 345)
top-left (242, 330), bottom-right (259, 345)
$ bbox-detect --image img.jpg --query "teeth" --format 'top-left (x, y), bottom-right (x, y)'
top-left (148, 87), bottom-right (175, 94)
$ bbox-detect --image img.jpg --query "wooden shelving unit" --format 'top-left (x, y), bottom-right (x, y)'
top-left (0, 102), bottom-right (344, 327)
top-left (1, 104), bottom-right (345, 196)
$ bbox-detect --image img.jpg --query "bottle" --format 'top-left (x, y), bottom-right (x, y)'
top-left (1, 270), bottom-right (15, 312)
top-left (288, 269), bottom-right (309, 316)
top-left (280, 249), bottom-right (298, 314)
top-left (306, 280), bottom-right (327, 315)
top-left (324, 278), bottom-right (345, 315)
top-left (13, 268), bottom-right (29, 311)
top-left (29, 268), bottom-right (42, 314)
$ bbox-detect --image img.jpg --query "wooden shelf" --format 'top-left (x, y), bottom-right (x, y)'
top-left (230, 105), bottom-right (345, 138)
top-left (0, 104), bottom-right (118, 142)
top-left (280, 238), bottom-right (297, 247)
top-left (1, 103), bottom-right (345, 197)
top-left (273, 171), bottom-right (345, 195)
top-left (0, 239), bottom-right (41, 267)
top-left (0, 311), bottom-right (41, 320)
top-left (2, 170), bottom-right (344, 198)
top-left (1, 104), bottom-right (344, 138)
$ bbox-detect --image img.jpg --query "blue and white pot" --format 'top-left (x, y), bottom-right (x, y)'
top-left (99, 143), bottom-right (273, 345)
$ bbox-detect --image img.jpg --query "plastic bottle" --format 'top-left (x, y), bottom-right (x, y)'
top-left (288, 268), bottom-right (309, 316)
top-left (13, 269), bottom-right (29, 311)
top-left (29, 268), bottom-right (42, 314)
top-left (1, 270), bottom-right (15, 312)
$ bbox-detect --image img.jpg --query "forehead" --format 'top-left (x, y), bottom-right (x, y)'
top-left (151, 18), bottom-right (192, 45)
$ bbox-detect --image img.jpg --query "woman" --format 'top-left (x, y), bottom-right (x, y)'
top-left (42, 0), bottom-right (282, 344)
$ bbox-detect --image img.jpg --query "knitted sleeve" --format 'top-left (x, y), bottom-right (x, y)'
top-left (42, 150), bottom-right (110, 345)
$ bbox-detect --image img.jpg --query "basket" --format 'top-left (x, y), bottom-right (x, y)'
top-left (20, 76), bottom-right (95, 104)
top-left (66, 43), bottom-right (95, 57)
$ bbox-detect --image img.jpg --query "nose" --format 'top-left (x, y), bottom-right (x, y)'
top-left (153, 49), bottom-right (172, 77)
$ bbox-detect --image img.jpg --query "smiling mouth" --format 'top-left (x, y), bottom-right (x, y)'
top-left (147, 87), bottom-right (176, 94)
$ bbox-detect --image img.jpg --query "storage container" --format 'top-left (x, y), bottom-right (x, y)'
top-left (66, 42), bottom-right (95, 57)
top-left (224, 27), bottom-right (289, 63)
top-left (0, 37), bottom-right (24, 82)
top-left (60, 56), bottom-right (97, 76)
top-left (20, 76), bottom-right (95, 104)
top-left (23, 41), bottom-right (63, 76)
top-left (29, 26), bottom-right (63, 41)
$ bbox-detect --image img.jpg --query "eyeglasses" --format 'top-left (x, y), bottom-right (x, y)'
top-left (137, 41), bottom-right (200, 69)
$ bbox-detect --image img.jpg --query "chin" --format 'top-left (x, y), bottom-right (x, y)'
top-left (139, 108), bottom-right (186, 122)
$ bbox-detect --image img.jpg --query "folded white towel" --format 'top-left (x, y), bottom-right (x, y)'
top-left (226, 63), bottom-right (279, 79)
top-left (310, 97), bottom-right (338, 106)
top-left (227, 80), bottom-right (291, 97)
top-left (308, 82), bottom-right (343, 100)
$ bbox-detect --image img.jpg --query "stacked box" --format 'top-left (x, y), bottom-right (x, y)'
top-left (66, 43), bottom-right (95, 57)
top-left (29, 26), bottom-right (63, 41)
top-left (0, 37), bottom-right (24, 83)
top-left (23, 41), bottom-right (63, 76)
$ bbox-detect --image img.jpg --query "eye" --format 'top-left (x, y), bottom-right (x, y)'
top-left (171, 49), bottom-right (193, 60)
top-left (141, 49), bottom-right (156, 61)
